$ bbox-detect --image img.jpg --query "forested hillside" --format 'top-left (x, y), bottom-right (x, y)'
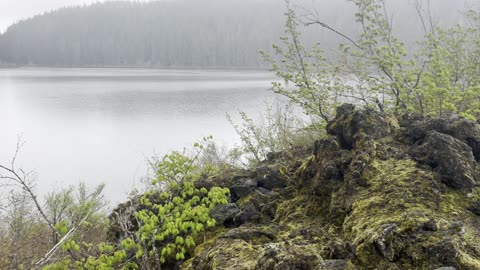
top-left (0, 0), bottom-right (473, 68)
top-left (0, 0), bottom-right (287, 67)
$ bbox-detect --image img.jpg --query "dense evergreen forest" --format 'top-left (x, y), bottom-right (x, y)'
top-left (0, 0), bottom-right (288, 67)
top-left (0, 0), bottom-right (473, 68)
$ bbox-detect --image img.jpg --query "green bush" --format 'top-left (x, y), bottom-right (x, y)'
top-left (263, 0), bottom-right (480, 120)
top-left (42, 140), bottom-right (229, 270)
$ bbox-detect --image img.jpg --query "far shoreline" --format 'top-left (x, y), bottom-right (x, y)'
top-left (0, 64), bottom-right (271, 72)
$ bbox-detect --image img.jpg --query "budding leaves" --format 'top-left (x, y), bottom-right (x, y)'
top-left (135, 150), bottom-right (229, 266)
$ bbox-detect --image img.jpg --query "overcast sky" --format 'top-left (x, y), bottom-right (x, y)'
top-left (0, 0), bottom-right (159, 33)
top-left (0, 0), bottom-right (98, 32)
top-left (1, 0), bottom-right (479, 34)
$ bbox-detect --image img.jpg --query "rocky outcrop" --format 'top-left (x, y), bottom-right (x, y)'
top-left (413, 131), bottom-right (478, 189)
top-left (326, 104), bottom-right (392, 150)
top-left (110, 104), bottom-right (480, 270)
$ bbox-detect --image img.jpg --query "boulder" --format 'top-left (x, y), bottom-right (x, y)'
top-left (327, 104), bottom-right (391, 149)
top-left (236, 189), bottom-right (281, 224)
top-left (108, 104), bottom-right (480, 270)
top-left (403, 115), bottom-right (480, 161)
top-left (468, 201), bottom-right (480, 216)
top-left (187, 238), bottom-right (259, 270)
top-left (209, 203), bottom-right (241, 226)
top-left (230, 178), bottom-right (258, 199)
top-left (424, 239), bottom-right (459, 266)
top-left (256, 164), bottom-right (288, 190)
top-left (221, 226), bottom-right (276, 242)
top-left (195, 168), bottom-right (253, 190)
top-left (255, 242), bottom-right (322, 270)
top-left (413, 131), bottom-right (478, 189)
top-left (326, 240), bottom-right (356, 260)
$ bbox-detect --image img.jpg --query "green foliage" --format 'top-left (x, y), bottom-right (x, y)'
top-left (46, 182), bottom-right (109, 243)
top-left (136, 141), bottom-right (229, 267)
top-left (260, 8), bottom-right (339, 121)
top-left (227, 102), bottom-right (322, 165)
top-left (414, 12), bottom-right (480, 119)
top-left (263, 0), bottom-right (480, 120)
top-left (43, 139), bottom-right (229, 269)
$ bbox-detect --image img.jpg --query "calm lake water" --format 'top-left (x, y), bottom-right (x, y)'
top-left (0, 68), bottom-right (276, 205)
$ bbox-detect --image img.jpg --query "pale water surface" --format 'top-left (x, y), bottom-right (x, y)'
top-left (0, 68), bottom-right (275, 205)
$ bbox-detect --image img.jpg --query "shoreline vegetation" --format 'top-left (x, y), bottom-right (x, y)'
top-left (1, 0), bottom-right (480, 269)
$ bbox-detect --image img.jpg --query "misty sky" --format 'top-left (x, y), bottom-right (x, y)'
top-left (1, 0), bottom-right (479, 34)
top-left (0, 0), bottom-right (155, 33)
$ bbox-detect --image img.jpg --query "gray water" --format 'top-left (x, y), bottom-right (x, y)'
top-left (0, 68), bottom-right (275, 204)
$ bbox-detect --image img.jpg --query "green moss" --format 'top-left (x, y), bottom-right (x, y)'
top-left (458, 251), bottom-right (480, 270)
top-left (236, 192), bottom-right (256, 209)
top-left (294, 155), bottom-right (316, 180)
top-left (344, 159), bottom-right (440, 266)
top-left (184, 238), bottom-right (259, 270)
top-left (183, 111), bottom-right (480, 270)
top-left (209, 239), bottom-right (258, 270)
top-left (340, 157), bottom-right (480, 269)
top-left (274, 195), bottom-right (320, 224)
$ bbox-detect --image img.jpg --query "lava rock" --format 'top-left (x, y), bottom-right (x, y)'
top-left (256, 164), bottom-right (287, 190)
top-left (327, 240), bottom-right (356, 260)
top-left (422, 219), bottom-right (439, 231)
top-left (317, 260), bottom-right (348, 270)
top-left (230, 178), bottom-right (258, 199)
top-left (221, 227), bottom-right (275, 242)
top-left (425, 239), bottom-right (459, 266)
top-left (209, 203), bottom-right (241, 225)
top-left (468, 201), bottom-right (480, 216)
top-left (403, 116), bottom-right (480, 160)
top-left (255, 243), bottom-right (321, 270)
top-left (373, 223), bottom-right (398, 261)
top-left (327, 104), bottom-right (390, 149)
top-left (413, 131), bottom-right (478, 189)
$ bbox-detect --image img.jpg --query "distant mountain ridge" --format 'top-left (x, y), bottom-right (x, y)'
top-left (0, 0), bottom-right (287, 68)
top-left (0, 0), bottom-right (474, 68)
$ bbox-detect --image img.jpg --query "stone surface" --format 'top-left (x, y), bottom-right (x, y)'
top-left (468, 201), bottom-right (480, 216)
top-left (256, 164), bottom-right (288, 190)
top-left (326, 240), bottom-right (356, 260)
top-left (413, 131), bottom-right (478, 189)
top-left (326, 103), bottom-right (391, 149)
top-left (230, 178), bottom-right (258, 199)
top-left (110, 104), bottom-right (480, 270)
top-left (316, 260), bottom-right (348, 270)
top-left (255, 242), bottom-right (321, 270)
top-left (209, 203), bottom-right (241, 225)
top-left (402, 115), bottom-right (480, 161)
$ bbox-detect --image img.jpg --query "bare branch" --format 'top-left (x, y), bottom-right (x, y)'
top-left (305, 19), bottom-right (363, 50)
top-left (34, 209), bottom-right (93, 268)
top-left (0, 139), bottom-right (61, 240)
top-left (295, 2), bottom-right (362, 50)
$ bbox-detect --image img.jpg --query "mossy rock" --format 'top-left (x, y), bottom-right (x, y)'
top-left (326, 104), bottom-right (394, 150)
top-left (110, 104), bottom-right (480, 270)
top-left (342, 158), bottom-right (480, 269)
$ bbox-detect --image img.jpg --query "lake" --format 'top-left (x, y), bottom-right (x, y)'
top-left (0, 68), bottom-right (276, 205)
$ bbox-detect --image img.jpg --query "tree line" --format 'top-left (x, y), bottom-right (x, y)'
top-left (0, 0), bottom-right (470, 68)
top-left (0, 0), bottom-right (287, 67)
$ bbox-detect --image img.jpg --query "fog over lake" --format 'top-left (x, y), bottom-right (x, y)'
top-left (0, 68), bottom-right (275, 204)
